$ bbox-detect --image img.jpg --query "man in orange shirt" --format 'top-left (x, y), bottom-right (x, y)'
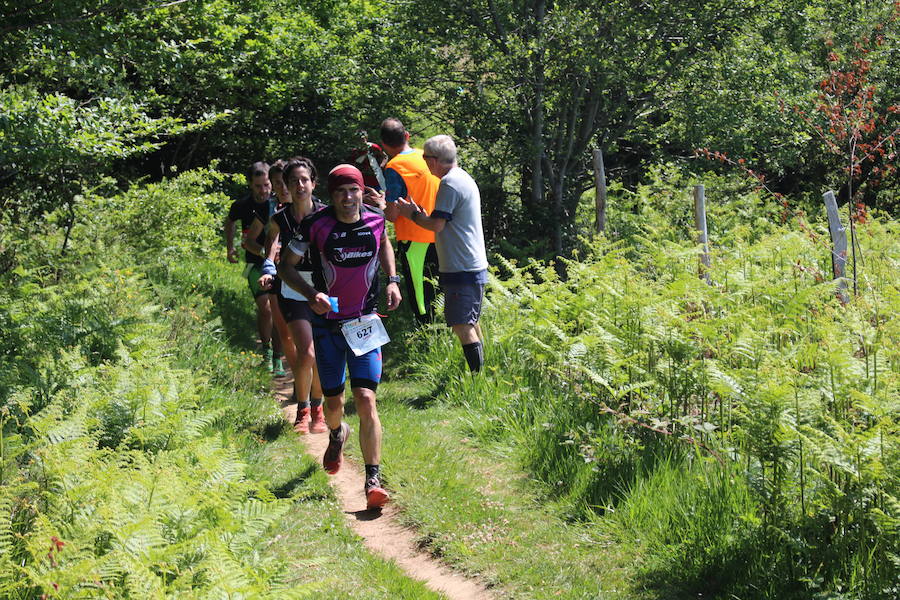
top-left (380, 117), bottom-right (440, 323)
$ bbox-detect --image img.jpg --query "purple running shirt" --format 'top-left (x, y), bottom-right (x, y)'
top-left (286, 205), bottom-right (386, 320)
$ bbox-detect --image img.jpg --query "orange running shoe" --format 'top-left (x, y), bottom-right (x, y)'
top-left (323, 422), bottom-right (350, 474)
top-left (365, 476), bottom-right (390, 509)
top-left (308, 405), bottom-right (328, 433)
top-left (293, 406), bottom-right (310, 435)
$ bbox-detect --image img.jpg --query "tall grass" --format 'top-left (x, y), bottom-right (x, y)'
top-left (395, 179), bottom-right (899, 598)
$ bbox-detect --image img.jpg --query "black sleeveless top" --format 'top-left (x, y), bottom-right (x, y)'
top-left (273, 198), bottom-right (326, 296)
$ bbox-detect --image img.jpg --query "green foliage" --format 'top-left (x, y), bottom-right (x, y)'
top-left (571, 162), bottom-right (783, 254)
top-left (0, 275), bottom-right (301, 596)
top-left (0, 79), bottom-right (222, 220)
top-left (0, 0), bottom-right (427, 229)
top-left (667, 0), bottom-right (899, 211)
top-left (398, 201), bottom-right (899, 597)
top-left (85, 167), bottom-right (232, 258)
top-left (3, 0), bottom-right (896, 256)
top-left (393, 0), bottom-right (861, 253)
top-left (0, 170), bottom-right (306, 597)
top-left (0, 83), bottom-right (181, 171)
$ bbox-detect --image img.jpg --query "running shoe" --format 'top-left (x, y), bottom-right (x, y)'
top-left (365, 476), bottom-right (390, 509)
top-left (272, 354), bottom-right (287, 377)
top-left (308, 405), bottom-right (328, 433)
top-left (293, 406), bottom-right (310, 435)
top-left (323, 422), bottom-right (350, 474)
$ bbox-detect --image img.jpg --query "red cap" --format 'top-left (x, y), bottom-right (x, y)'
top-left (328, 164), bottom-right (364, 194)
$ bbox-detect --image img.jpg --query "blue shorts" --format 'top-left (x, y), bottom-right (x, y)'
top-left (311, 315), bottom-right (382, 397)
top-left (441, 281), bottom-right (485, 326)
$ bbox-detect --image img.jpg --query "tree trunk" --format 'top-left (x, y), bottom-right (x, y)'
top-left (551, 175), bottom-right (564, 256)
top-left (528, 0), bottom-right (546, 233)
top-left (593, 148), bottom-right (607, 233)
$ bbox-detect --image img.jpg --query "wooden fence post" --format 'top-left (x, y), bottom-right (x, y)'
top-left (693, 184), bottom-right (711, 283)
top-left (823, 190), bottom-right (849, 303)
top-left (592, 148), bottom-right (607, 233)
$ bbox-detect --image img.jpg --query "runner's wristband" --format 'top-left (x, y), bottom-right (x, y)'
top-left (262, 258), bottom-right (277, 276)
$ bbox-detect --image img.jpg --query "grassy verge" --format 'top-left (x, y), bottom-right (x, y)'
top-left (372, 210), bottom-right (899, 600)
top-left (335, 377), bottom-right (637, 600)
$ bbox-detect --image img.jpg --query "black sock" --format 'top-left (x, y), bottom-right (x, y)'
top-left (297, 400), bottom-right (310, 410)
top-left (365, 464), bottom-right (381, 481)
top-left (310, 397), bottom-right (323, 408)
top-left (329, 426), bottom-right (342, 441)
top-left (462, 341), bottom-right (484, 372)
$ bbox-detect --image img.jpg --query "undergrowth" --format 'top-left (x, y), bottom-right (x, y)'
top-left (0, 169), bottom-right (308, 597)
top-left (394, 181), bottom-right (899, 599)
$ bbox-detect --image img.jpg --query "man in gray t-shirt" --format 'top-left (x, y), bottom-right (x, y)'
top-left (395, 135), bottom-right (488, 372)
top-left (432, 166), bottom-right (489, 274)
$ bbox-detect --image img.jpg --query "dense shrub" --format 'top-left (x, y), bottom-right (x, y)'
top-left (0, 170), bottom-right (299, 597)
top-left (396, 195), bottom-right (899, 598)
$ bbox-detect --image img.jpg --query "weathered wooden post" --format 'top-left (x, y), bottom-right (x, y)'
top-left (693, 184), bottom-right (711, 283)
top-left (592, 148), bottom-right (607, 233)
top-left (823, 190), bottom-right (849, 303)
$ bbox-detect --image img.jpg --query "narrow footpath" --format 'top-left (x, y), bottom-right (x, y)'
top-left (274, 380), bottom-right (495, 600)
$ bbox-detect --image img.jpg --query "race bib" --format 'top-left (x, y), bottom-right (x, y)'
top-left (280, 271), bottom-right (313, 301)
top-left (340, 314), bottom-right (390, 356)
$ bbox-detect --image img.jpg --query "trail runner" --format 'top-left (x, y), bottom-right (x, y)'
top-left (277, 164), bottom-right (402, 509)
top-left (224, 161), bottom-right (283, 372)
top-left (244, 158), bottom-right (290, 377)
top-left (256, 157), bottom-right (326, 433)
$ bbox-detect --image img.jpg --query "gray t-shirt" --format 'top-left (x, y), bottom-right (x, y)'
top-left (432, 166), bottom-right (488, 274)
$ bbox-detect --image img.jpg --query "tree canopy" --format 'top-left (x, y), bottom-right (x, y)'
top-left (1, 0), bottom-right (897, 255)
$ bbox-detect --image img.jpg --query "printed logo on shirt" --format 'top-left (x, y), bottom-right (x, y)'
top-left (334, 247), bottom-right (374, 262)
top-left (331, 231), bottom-right (347, 239)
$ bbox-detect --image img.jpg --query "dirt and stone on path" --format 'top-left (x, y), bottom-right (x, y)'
top-left (274, 379), bottom-right (495, 600)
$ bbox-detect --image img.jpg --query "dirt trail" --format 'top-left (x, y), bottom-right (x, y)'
top-left (275, 380), bottom-right (494, 600)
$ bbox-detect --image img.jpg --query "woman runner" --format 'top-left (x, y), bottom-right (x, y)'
top-left (257, 157), bottom-right (327, 433)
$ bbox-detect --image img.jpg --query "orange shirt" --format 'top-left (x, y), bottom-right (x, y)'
top-left (386, 149), bottom-right (439, 243)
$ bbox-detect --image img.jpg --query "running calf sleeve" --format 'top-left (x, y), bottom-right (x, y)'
top-left (462, 341), bottom-right (484, 373)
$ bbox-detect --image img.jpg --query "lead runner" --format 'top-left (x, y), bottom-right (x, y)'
top-left (277, 164), bottom-right (401, 509)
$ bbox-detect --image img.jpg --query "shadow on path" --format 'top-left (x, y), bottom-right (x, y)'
top-left (347, 508), bottom-right (385, 521)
